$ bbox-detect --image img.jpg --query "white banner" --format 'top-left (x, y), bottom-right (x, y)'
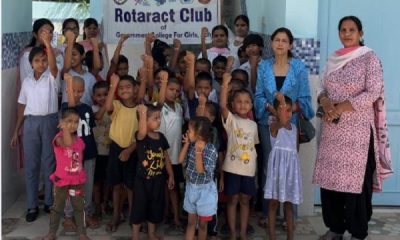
top-left (103, 0), bottom-right (220, 44)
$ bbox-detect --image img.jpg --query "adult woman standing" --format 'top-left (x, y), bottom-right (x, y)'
top-left (313, 16), bottom-right (391, 240)
top-left (254, 27), bottom-right (314, 229)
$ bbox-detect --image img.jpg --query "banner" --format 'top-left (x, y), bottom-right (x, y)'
top-left (103, 0), bottom-right (220, 44)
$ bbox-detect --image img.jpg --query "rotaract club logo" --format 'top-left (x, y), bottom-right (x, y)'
top-left (114, 0), bottom-right (128, 5)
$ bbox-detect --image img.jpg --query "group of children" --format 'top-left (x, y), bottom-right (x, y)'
top-left (12, 16), bottom-right (303, 240)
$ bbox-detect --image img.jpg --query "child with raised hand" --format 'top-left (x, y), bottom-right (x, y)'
top-left (62, 73), bottom-right (99, 229)
top-left (158, 76), bottom-right (185, 233)
top-left (107, 34), bottom-right (130, 80)
top-left (179, 117), bottom-right (218, 240)
top-left (42, 108), bottom-right (89, 240)
top-left (84, 37), bottom-right (102, 81)
top-left (62, 30), bottom-right (96, 106)
top-left (104, 73), bottom-right (139, 232)
top-left (11, 30), bottom-right (59, 222)
top-left (220, 72), bottom-right (259, 240)
top-left (199, 25), bottom-right (240, 69)
top-left (131, 104), bottom-right (174, 240)
top-left (91, 81), bottom-right (112, 219)
top-left (264, 93), bottom-right (301, 240)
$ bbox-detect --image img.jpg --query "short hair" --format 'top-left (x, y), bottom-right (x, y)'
top-left (231, 88), bottom-right (252, 102)
top-left (242, 34), bottom-right (264, 49)
top-left (167, 77), bottom-right (181, 86)
top-left (273, 95), bottom-right (293, 110)
top-left (120, 74), bottom-right (138, 86)
top-left (118, 55), bottom-right (129, 65)
top-left (137, 103), bottom-right (162, 121)
top-left (231, 69), bottom-right (249, 85)
top-left (92, 81), bottom-right (109, 94)
top-left (212, 55), bottom-right (227, 66)
top-left (188, 116), bottom-right (213, 143)
top-left (61, 107), bottom-right (79, 119)
top-left (195, 72), bottom-right (212, 86)
top-left (29, 46), bottom-right (46, 63)
top-left (195, 58), bottom-right (212, 72)
top-left (72, 76), bottom-right (85, 86)
top-left (73, 42), bottom-right (85, 56)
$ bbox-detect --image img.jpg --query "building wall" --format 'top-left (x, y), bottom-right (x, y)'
top-left (1, 0), bottom-right (32, 212)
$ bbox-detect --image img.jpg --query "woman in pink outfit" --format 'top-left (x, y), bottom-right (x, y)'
top-left (313, 16), bottom-right (392, 240)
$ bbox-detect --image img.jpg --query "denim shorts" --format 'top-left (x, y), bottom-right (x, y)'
top-left (183, 181), bottom-right (217, 219)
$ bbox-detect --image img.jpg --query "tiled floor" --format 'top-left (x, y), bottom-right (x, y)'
top-left (2, 197), bottom-right (400, 239)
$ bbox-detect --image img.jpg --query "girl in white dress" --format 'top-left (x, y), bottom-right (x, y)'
top-left (264, 93), bottom-right (302, 240)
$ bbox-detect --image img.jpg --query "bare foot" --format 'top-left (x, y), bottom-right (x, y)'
top-left (79, 234), bottom-right (91, 240)
top-left (42, 233), bottom-right (56, 240)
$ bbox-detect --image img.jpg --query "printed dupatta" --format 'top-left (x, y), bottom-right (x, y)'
top-left (322, 46), bottom-right (393, 192)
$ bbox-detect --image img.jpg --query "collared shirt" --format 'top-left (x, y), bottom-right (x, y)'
top-left (18, 69), bottom-right (60, 116)
top-left (185, 143), bottom-right (217, 185)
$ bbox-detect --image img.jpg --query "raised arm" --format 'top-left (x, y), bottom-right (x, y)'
top-left (200, 27), bottom-right (208, 60)
top-left (136, 66), bottom-right (147, 104)
top-left (136, 104), bottom-right (148, 141)
top-left (62, 30), bottom-right (77, 75)
top-left (169, 38), bottom-right (181, 69)
top-left (107, 34), bottom-right (129, 80)
top-left (105, 74), bottom-right (119, 113)
top-left (220, 72), bottom-right (231, 120)
top-left (41, 29), bottom-right (58, 78)
top-left (90, 37), bottom-right (102, 75)
top-left (157, 70), bottom-right (168, 106)
top-left (64, 73), bottom-right (76, 107)
top-left (183, 51), bottom-right (196, 100)
top-left (144, 33), bottom-right (155, 56)
top-left (143, 54), bottom-right (154, 98)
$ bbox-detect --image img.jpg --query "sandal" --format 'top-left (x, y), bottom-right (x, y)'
top-left (62, 217), bottom-right (77, 232)
top-left (106, 218), bottom-right (120, 232)
top-left (86, 216), bottom-right (100, 229)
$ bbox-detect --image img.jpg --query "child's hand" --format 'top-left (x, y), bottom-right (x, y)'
top-left (137, 104), bottom-right (148, 116)
top-left (145, 32), bottom-right (156, 43)
top-left (198, 94), bottom-right (207, 106)
top-left (118, 34), bottom-right (130, 45)
top-left (167, 175), bottom-right (175, 190)
top-left (173, 38), bottom-right (181, 51)
top-left (119, 148), bottom-right (132, 162)
top-left (142, 54), bottom-right (154, 69)
top-left (89, 37), bottom-right (99, 49)
top-left (201, 27), bottom-right (208, 41)
top-left (64, 73), bottom-right (73, 86)
top-left (138, 67), bottom-right (147, 82)
top-left (159, 70), bottom-right (168, 85)
top-left (64, 30), bottom-right (76, 44)
top-left (10, 132), bottom-right (19, 149)
top-left (195, 140), bottom-right (206, 152)
top-left (275, 92), bottom-right (285, 106)
top-left (110, 74), bottom-right (120, 89)
top-left (226, 56), bottom-right (235, 72)
top-left (40, 29), bottom-right (52, 46)
top-left (184, 51), bottom-right (195, 66)
top-left (249, 55), bottom-right (259, 68)
top-left (57, 120), bottom-right (73, 132)
top-left (222, 72), bottom-right (232, 86)
top-left (182, 132), bottom-right (190, 144)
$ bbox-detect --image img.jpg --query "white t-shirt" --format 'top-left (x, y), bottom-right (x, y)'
top-left (61, 69), bottom-right (96, 106)
top-left (159, 102), bottom-right (183, 165)
top-left (198, 48), bottom-right (240, 70)
top-left (222, 111), bottom-right (259, 177)
top-left (18, 69), bottom-right (60, 116)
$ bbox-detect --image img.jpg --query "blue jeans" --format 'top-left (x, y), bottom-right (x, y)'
top-left (23, 113), bottom-right (58, 209)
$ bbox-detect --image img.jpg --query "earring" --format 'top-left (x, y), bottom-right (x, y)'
top-left (360, 36), bottom-right (364, 43)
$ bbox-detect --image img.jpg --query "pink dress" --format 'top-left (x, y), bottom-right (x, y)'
top-left (313, 51), bottom-right (383, 194)
top-left (50, 132), bottom-right (86, 187)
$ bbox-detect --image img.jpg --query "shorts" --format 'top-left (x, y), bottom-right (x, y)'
top-left (184, 181), bottom-right (217, 221)
top-left (106, 141), bottom-right (137, 189)
top-left (94, 155), bottom-right (108, 183)
top-left (130, 176), bottom-right (166, 224)
top-left (223, 171), bottom-right (256, 196)
top-left (172, 164), bottom-right (185, 184)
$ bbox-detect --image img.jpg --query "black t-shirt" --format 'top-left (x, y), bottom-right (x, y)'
top-left (135, 132), bottom-right (170, 179)
top-left (275, 76), bottom-right (286, 91)
top-left (61, 102), bottom-right (97, 160)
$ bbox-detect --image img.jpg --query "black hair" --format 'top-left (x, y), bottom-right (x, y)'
top-left (211, 25), bottom-right (229, 38)
top-left (230, 78), bottom-right (247, 90)
top-left (61, 107), bottom-right (79, 119)
top-left (242, 34), bottom-right (264, 56)
top-left (195, 72), bottom-right (213, 86)
top-left (152, 39), bottom-right (171, 67)
top-left (231, 88), bottom-right (252, 102)
top-left (177, 50), bottom-right (187, 62)
top-left (154, 66), bottom-right (175, 79)
top-left (92, 80), bottom-right (109, 94)
top-left (62, 18), bottom-right (79, 35)
top-left (118, 55), bottom-right (129, 65)
top-left (137, 103), bottom-right (162, 121)
top-left (238, 46), bottom-right (246, 56)
top-left (212, 55), bottom-right (227, 66)
top-left (338, 16), bottom-right (364, 46)
top-left (188, 116), bottom-right (213, 143)
top-left (73, 42), bottom-right (85, 56)
top-left (167, 77), bottom-right (181, 86)
top-left (83, 18), bottom-right (99, 40)
top-left (273, 95), bottom-right (293, 110)
top-left (231, 69), bottom-right (249, 86)
top-left (120, 74), bottom-right (138, 86)
top-left (152, 51), bottom-right (167, 68)
top-left (234, 15), bottom-right (250, 27)
top-left (205, 102), bottom-right (216, 118)
top-left (85, 50), bottom-right (103, 71)
top-left (28, 46), bottom-right (46, 64)
top-left (195, 58), bottom-right (212, 72)
top-left (27, 18), bottom-right (54, 48)
top-left (271, 27), bottom-right (294, 58)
